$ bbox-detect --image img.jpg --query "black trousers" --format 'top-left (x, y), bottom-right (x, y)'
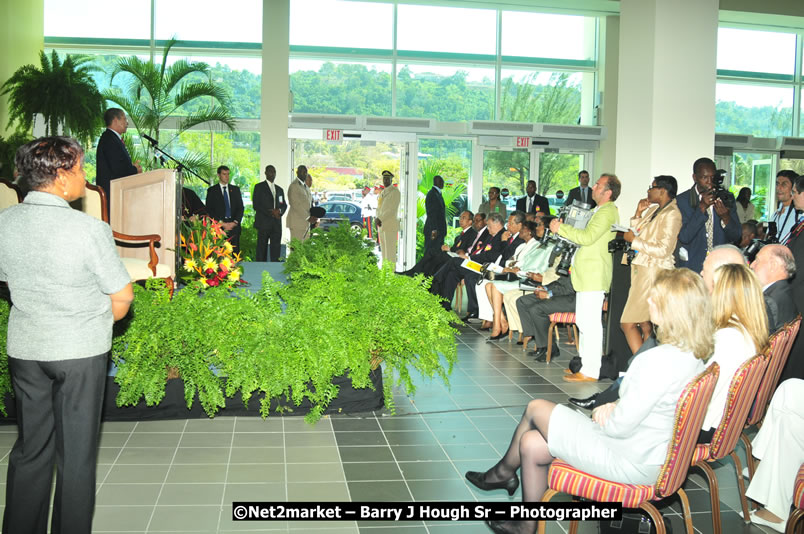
top-left (4, 353), bottom-right (107, 534)
top-left (223, 219), bottom-right (242, 257)
top-left (517, 293), bottom-right (576, 347)
top-left (431, 257), bottom-right (466, 311)
top-left (256, 222), bottom-right (282, 262)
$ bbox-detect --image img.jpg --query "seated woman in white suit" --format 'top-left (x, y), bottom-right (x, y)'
top-left (465, 268), bottom-right (713, 534)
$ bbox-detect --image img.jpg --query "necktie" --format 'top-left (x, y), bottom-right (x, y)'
top-left (469, 230), bottom-right (483, 253)
top-left (582, 189), bottom-right (586, 203)
top-left (528, 197), bottom-right (533, 212)
top-left (705, 205), bottom-right (714, 254)
top-left (223, 186), bottom-right (231, 219)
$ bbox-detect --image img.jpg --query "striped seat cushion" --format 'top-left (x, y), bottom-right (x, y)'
top-left (548, 459), bottom-right (656, 508)
top-left (795, 464), bottom-right (804, 510)
top-left (549, 312), bottom-right (576, 324)
top-left (690, 444), bottom-right (710, 464)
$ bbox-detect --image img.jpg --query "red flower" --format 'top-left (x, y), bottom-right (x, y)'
top-left (205, 268), bottom-right (215, 275)
top-left (207, 278), bottom-right (220, 287)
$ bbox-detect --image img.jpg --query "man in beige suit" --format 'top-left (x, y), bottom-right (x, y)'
top-left (376, 170), bottom-right (401, 267)
top-left (287, 165), bottom-right (314, 242)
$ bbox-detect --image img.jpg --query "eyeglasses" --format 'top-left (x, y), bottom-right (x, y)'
top-left (647, 184), bottom-right (658, 190)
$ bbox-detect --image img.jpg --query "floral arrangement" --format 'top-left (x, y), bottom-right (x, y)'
top-left (180, 215), bottom-right (244, 288)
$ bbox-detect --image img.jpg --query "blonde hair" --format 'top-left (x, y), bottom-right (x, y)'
top-left (712, 263), bottom-right (769, 354)
top-left (650, 268), bottom-right (714, 360)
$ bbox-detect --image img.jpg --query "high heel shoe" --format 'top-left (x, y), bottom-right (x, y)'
top-left (465, 470), bottom-right (519, 496)
top-left (487, 329), bottom-right (509, 341)
top-left (487, 520), bottom-right (527, 534)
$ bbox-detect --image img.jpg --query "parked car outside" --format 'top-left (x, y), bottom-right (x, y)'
top-left (317, 200), bottom-right (363, 231)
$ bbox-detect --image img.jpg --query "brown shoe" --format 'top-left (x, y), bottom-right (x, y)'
top-left (563, 372), bottom-right (597, 383)
top-left (563, 368), bottom-right (573, 375)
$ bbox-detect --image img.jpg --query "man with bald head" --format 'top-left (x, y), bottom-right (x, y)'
top-left (751, 244), bottom-right (797, 333)
top-left (701, 244), bottom-right (746, 294)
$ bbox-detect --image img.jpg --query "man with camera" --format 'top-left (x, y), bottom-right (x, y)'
top-left (676, 158), bottom-right (741, 274)
top-left (548, 174), bottom-right (621, 382)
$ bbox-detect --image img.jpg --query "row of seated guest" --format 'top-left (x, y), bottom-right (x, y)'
top-left (402, 211), bottom-right (486, 277)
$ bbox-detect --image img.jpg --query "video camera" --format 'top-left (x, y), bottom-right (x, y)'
top-left (540, 201), bottom-right (594, 276)
top-left (710, 169), bottom-right (735, 210)
top-left (608, 238), bottom-right (637, 265)
top-left (743, 221), bottom-right (778, 263)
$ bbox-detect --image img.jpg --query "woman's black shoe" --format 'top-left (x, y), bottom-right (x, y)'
top-left (487, 520), bottom-right (526, 534)
top-left (487, 329), bottom-right (509, 341)
top-left (568, 393), bottom-right (599, 410)
top-left (465, 470), bottom-right (519, 496)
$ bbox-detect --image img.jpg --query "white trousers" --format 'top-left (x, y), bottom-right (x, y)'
top-left (745, 378), bottom-right (804, 519)
top-left (378, 224), bottom-right (398, 267)
top-left (575, 291), bottom-right (605, 378)
top-left (503, 290), bottom-right (526, 333)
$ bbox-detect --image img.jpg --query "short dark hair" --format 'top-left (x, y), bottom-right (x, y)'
top-left (489, 186), bottom-right (500, 195)
top-left (653, 175), bottom-right (678, 199)
top-left (693, 157), bottom-right (715, 175)
top-left (463, 210), bottom-right (474, 220)
top-left (527, 180), bottom-right (536, 187)
top-left (475, 212), bottom-right (486, 221)
top-left (523, 220), bottom-right (539, 236)
top-left (510, 210), bottom-right (526, 225)
top-left (433, 175), bottom-right (444, 187)
top-left (217, 165), bottom-right (229, 174)
top-left (601, 173), bottom-right (621, 201)
top-left (742, 220), bottom-right (758, 237)
top-left (15, 136), bottom-right (84, 191)
top-left (103, 108), bottom-right (125, 127)
top-left (579, 170), bottom-right (589, 177)
top-left (777, 169), bottom-right (798, 185)
top-left (795, 174), bottom-right (804, 195)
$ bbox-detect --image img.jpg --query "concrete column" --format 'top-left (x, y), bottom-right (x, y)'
top-left (596, 15), bottom-right (619, 178)
top-left (0, 0), bottom-right (44, 137)
top-left (613, 0), bottom-right (718, 223)
top-left (260, 0), bottom-right (290, 190)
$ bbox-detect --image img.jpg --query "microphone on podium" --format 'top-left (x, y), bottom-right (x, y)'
top-left (141, 134), bottom-right (158, 146)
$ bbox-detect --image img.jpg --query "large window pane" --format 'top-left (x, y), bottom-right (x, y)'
top-left (715, 83), bottom-right (793, 137)
top-left (501, 12), bottom-right (593, 61)
top-left (290, 0), bottom-right (393, 49)
top-left (397, 5), bottom-right (496, 55)
top-left (717, 28), bottom-right (796, 76)
top-left (45, 0), bottom-right (150, 39)
top-left (290, 59), bottom-right (392, 116)
top-left (732, 152), bottom-right (773, 221)
top-left (500, 70), bottom-right (583, 125)
top-left (397, 64), bottom-right (494, 121)
top-left (155, 0), bottom-right (262, 43)
top-left (172, 56), bottom-right (262, 119)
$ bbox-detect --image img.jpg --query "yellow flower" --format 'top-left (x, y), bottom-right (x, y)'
top-left (199, 278), bottom-right (208, 287)
top-left (183, 258), bottom-right (197, 271)
top-left (220, 257), bottom-right (233, 270)
top-left (203, 258), bottom-right (217, 271)
top-left (228, 269), bottom-right (241, 282)
top-left (223, 241), bottom-right (233, 253)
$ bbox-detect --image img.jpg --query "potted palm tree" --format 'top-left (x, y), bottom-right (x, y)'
top-left (1, 51), bottom-right (105, 145)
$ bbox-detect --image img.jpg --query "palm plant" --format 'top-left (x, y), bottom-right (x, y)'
top-left (1, 51), bottom-right (105, 145)
top-left (102, 38), bottom-right (236, 179)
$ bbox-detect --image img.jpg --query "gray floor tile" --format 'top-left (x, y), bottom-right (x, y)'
top-left (167, 464), bottom-right (228, 483)
top-left (343, 462), bottom-right (403, 482)
top-left (104, 464), bottom-right (170, 484)
top-left (335, 432), bottom-right (388, 446)
top-left (339, 446), bottom-right (395, 463)
top-left (92, 505), bottom-right (153, 532)
top-left (95, 483), bottom-right (162, 506)
top-left (227, 463), bottom-right (286, 484)
top-left (148, 504), bottom-right (222, 532)
top-left (348, 480), bottom-right (412, 502)
top-left (287, 462), bottom-right (346, 483)
top-left (157, 482), bottom-right (225, 505)
top-left (287, 481), bottom-right (350, 501)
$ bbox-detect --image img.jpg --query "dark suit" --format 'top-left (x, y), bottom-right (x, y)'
top-left (517, 275), bottom-right (576, 348)
top-left (780, 219), bottom-right (804, 382)
top-left (407, 226), bottom-right (478, 277)
top-left (564, 187), bottom-right (596, 209)
top-left (205, 183), bottom-right (244, 255)
top-left (423, 187), bottom-right (446, 254)
top-left (676, 186), bottom-right (741, 274)
top-left (95, 129), bottom-right (138, 216)
top-left (253, 181), bottom-right (287, 262)
top-left (181, 188), bottom-right (206, 218)
top-left (763, 279), bottom-right (797, 334)
top-left (516, 194), bottom-right (550, 215)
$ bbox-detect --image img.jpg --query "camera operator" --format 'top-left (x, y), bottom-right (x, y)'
top-left (619, 176), bottom-right (682, 355)
top-left (548, 173), bottom-right (621, 383)
top-left (772, 170), bottom-right (801, 244)
top-left (677, 157), bottom-right (741, 274)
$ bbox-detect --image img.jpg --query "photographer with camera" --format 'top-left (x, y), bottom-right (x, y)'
top-left (619, 176), bottom-right (682, 355)
top-left (677, 158), bottom-right (741, 274)
top-left (548, 174), bottom-right (621, 383)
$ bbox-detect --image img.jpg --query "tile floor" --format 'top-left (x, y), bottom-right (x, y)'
top-left (0, 323), bottom-right (774, 533)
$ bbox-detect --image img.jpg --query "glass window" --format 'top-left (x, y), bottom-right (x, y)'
top-left (717, 28), bottom-right (796, 76)
top-left (155, 0), bottom-right (262, 43)
top-left (397, 5), bottom-right (496, 55)
top-left (397, 64), bottom-right (494, 121)
top-left (171, 56), bottom-right (262, 119)
top-left (290, 59), bottom-right (392, 116)
top-left (418, 139), bottom-right (470, 231)
top-left (501, 12), bottom-right (593, 61)
top-left (45, 0), bottom-right (151, 39)
top-left (715, 83), bottom-right (793, 137)
top-left (499, 69), bottom-right (583, 125)
top-left (290, 0), bottom-right (393, 49)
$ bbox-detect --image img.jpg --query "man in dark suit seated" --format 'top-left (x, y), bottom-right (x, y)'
top-left (516, 180), bottom-right (550, 216)
top-left (253, 165), bottom-right (287, 262)
top-left (517, 266), bottom-right (576, 362)
top-left (205, 165), bottom-right (244, 255)
top-left (95, 107), bottom-right (141, 217)
top-left (751, 244), bottom-right (797, 333)
top-left (564, 170), bottom-right (596, 208)
top-left (404, 210), bottom-right (480, 277)
top-left (676, 157), bottom-right (741, 274)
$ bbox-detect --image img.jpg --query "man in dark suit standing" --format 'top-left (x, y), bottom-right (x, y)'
top-left (676, 157), bottom-right (741, 274)
top-left (205, 165), bottom-right (244, 255)
top-left (423, 175), bottom-right (447, 255)
top-left (253, 165), bottom-right (287, 262)
top-left (95, 108), bottom-right (141, 216)
top-left (516, 180), bottom-right (550, 216)
top-left (751, 244), bottom-right (797, 333)
top-left (564, 170), bottom-right (596, 208)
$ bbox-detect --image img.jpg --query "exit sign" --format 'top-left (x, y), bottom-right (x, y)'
top-left (516, 136), bottom-right (531, 148)
top-left (326, 129), bottom-right (342, 142)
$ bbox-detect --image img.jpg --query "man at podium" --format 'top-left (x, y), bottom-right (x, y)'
top-left (95, 108), bottom-right (141, 216)
top-left (205, 165), bottom-right (244, 255)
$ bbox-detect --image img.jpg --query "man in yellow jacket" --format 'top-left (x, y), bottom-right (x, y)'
top-left (376, 170), bottom-right (401, 268)
top-left (549, 174), bottom-right (621, 382)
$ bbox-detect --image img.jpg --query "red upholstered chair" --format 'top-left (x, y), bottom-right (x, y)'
top-left (689, 353), bottom-right (768, 533)
top-left (545, 299), bottom-right (608, 363)
top-left (740, 317), bottom-right (801, 477)
top-left (538, 362), bottom-right (720, 534)
top-left (787, 464), bottom-right (804, 534)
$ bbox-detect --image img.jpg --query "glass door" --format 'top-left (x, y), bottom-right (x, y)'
top-left (732, 152), bottom-right (776, 221)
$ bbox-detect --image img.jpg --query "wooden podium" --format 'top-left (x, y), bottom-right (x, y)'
top-left (109, 169), bottom-right (180, 279)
